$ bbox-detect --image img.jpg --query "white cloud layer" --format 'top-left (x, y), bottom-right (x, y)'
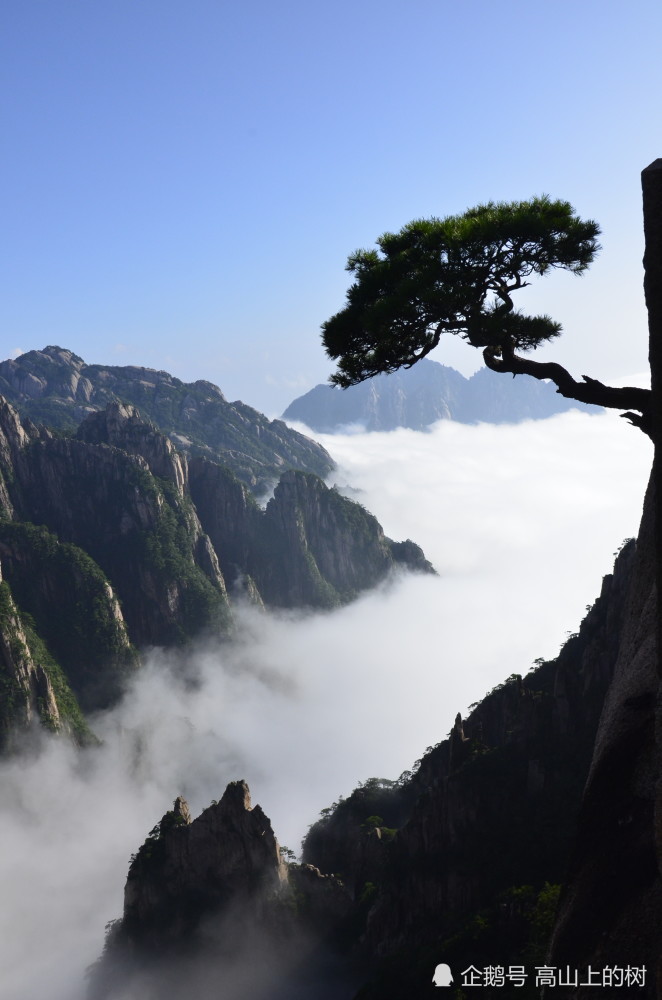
top-left (0, 410), bottom-right (653, 1000)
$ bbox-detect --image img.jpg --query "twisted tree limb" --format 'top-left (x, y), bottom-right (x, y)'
top-left (483, 343), bottom-right (653, 436)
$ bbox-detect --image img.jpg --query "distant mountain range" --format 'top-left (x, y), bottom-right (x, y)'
top-left (0, 347), bottom-right (434, 749)
top-left (282, 358), bottom-right (602, 432)
top-left (0, 346), bottom-right (333, 493)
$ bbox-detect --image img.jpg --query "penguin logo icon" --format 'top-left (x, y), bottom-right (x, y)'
top-left (432, 963), bottom-right (453, 987)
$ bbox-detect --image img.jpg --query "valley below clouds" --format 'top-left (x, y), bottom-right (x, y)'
top-left (0, 409), bottom-right (653, 1000)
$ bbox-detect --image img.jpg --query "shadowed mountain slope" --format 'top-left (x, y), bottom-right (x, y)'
top-left (91, 498), bottom-right (647, 998)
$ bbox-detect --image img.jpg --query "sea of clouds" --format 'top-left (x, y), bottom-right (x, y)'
top-left (0, 409), bottom-right (653, 1000)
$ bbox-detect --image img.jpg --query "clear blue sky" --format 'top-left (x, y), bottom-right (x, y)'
top-left (2, 0), bottom-right (661, 413)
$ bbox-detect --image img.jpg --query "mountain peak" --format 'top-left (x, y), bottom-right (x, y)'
top-left (0, 346), bottom-right (334, 493)
top-left (283, 357), bottom-right (602, 433)
top-left (39, 345), bottom-right (85, 366)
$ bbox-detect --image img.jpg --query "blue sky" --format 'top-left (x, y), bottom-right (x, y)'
top-left (3, 0), bottom-right (661, 413)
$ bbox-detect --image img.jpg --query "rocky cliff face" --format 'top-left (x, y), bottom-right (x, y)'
top-left (258, 471), bottom-right (434, 607)
top-left (298, 533), bottom-right (638, 998)
top-left (546, 475), bottom-right (660, 997)
top-left (0, 345), bottom-right (334, 492)
top-left (0, 393), bottom-right (433, 746)
top-left (90, 782), bottom-right (353, 1000)
top-left (4, 409), bottom-right (231, 649)
top-left (121, 782), bottom-right (289, 950)
top-left (0, 521), bottom-right (136, 711)
top-left (91, 516), bottom-right (641, 999)
top-left (190, 460), bottom-right (434, 610)
top-left (0, 576), bottom-right (61, 746)
top-left (282, 357), bottom-right (602, 433)
top-left (0, 572), bottom-right (91, 749)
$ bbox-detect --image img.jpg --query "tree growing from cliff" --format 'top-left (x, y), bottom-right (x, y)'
top-left (322, 197), bottom-right (652, 433)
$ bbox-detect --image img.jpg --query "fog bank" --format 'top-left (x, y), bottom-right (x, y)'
top-left (0, 410), bottom-right (652, 1000)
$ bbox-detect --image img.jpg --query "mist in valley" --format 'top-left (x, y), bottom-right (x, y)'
top-left (0, 409), bottom-right (652, 1000)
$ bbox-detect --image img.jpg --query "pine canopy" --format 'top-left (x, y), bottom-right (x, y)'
top-left (322, 197), bottom-right (601, 388)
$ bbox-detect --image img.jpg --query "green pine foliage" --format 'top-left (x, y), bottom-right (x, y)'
top-left (0, 579), bottom-right (93, 746)
top-left (0, 520), bottom-right (138, 710)
top-left (134, 474), bottom-right (232, 641)
top-left (323, 196), bottom-right (600, 387)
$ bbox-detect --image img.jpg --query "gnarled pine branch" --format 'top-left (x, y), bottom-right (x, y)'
top-left (483, 343), bottom-right (653, 437)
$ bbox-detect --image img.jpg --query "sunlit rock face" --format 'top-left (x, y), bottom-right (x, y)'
top-left (78, 400), bottom-right (189, 495)
top-left (0, 523), bottom-right (134, 712)
top-left (2, 406), bottom-right (231, 649)
top-left (0, 345), bottom-right (335, 493)
top-left (0, 577), bottom-right (62, 748)
top-left (0, 389), bottom-right (433, 747)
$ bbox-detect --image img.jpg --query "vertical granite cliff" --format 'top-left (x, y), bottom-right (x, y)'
top-left (89, 782), bottom-right (353, 1000)
top-left (0, 521), bottom-right (136, 710)
top-left (545, 475), bottom-right (660, 996)
top-left (0, 345), bottom-right (335, 492)
top-left (90, 502), bottom-right (645, 999)
top-left (0, 392), bottom-right (433, 746)
top-left (189, 460), bottom-right (434, 610)
top-left (299, 527), bottom-right (639, 998)
top-left (0, 570), bottom-right (92, 749)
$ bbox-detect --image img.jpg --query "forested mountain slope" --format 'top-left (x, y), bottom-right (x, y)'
top-left (91, 489), bottom-right (650, 998)
top-left (0, 345), bottom-right (333, 492)
top-left (0, 395), bottom-right (432, 748)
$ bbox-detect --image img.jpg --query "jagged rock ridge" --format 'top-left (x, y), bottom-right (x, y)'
top-left (89, 782), bottom-right (353, 1000)
top-left (91, 512), bottom-right (644, 998)
top-left (0, 395), bottom-right (434, 746)
top-left (0, 345), bottom-right (334, 492)
top-left (282, 357), bottom-right (602, 433)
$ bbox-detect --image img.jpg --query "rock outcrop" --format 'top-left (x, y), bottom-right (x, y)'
top-left (0, 572), bottom-right (91, 749)
top-left (4, 411), bottom-right (231, 649)
top-left (190, 461), bottom-right (435, 610)
top-left (90, 520), bottom-right (644, 1000)
top-left (546, 475), bottom-right (660, 996)
top-left (282, 357), bottom-right (602, 433)
top-left (258, 470), bottom-right (434, 607)
top-left (299, 531), bottom-right (640, 997)
top-left (121, 782), bottom-right (289, 950)
top-left (89, 782), bottom-right (353, 1000)
top-left (0, 392), bottom-right (433, 745)
top-left (0, 346), bottom-right (334, 492)
top-left (0, 522), bottom-right (136, 710)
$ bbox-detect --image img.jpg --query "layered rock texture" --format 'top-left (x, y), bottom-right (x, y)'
top-left (121, 782), bottom-right (290, 950)
top-left (301, 532), bottom-right (641, 998)
top-left (0, 571), bottom-right (92, 749)
top-left (546, 476), bottom-right (660, 996)
top-left (0, 390), bottom-right (433, 747)
top-left (93, 507), bottom-right (648, 998)
top-left (0, 345), bottom-right (333, 492)
top-left (90, 782), bottom-right (354, 1000)
top-left (282, 357), bottom-right (602, 433)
